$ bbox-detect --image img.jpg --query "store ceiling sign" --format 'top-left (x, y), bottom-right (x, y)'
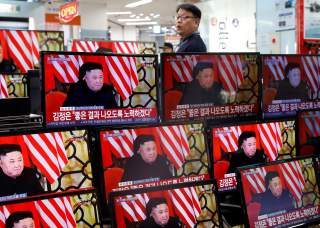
top-left (59, 1), bottom-right (78, 23)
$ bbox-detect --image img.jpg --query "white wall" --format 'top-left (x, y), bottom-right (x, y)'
top-left (197, 0), bottom-right (256, 52)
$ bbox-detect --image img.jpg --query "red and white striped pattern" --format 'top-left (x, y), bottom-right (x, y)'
top-left (35, 196), bottom-right (76, 227)
top-left (51, 55), bottom-right (84, 83)
top-left (0, 74), bottom-right (8, 98)
top-left (265, 56), bottom-right (288, 81)
top-left (6, 30), bottom-right (39, 73)
top-left (0, 206), bottom-right (10, 227)
top-left (106, 56), bottom-right (138, 100)
top-left (218, 55), bottom-right (244, 92)
top-left (105, 129), bottom-right (137, 159)
top-left (301, 56), bottom-right (319, 95)
top-left (170, 55), bottom-right (197, 82)
top-left (114, 41), bottom-right (139, 54)
top-left (215, 126), bottom-right (242, 153)
top-left (169, 186), bottom-right (201, 228)
top-left (23, 132), bottom-right (68, 184)
top-left (121, 193), bottom-right (149, 222)
top-left (257, 122), bottom-right (282, 161)
top-left (244, 167), bottom-right (267, 194)
top-left (157, 125), bottom-right (190, 169)
top-left (72, 40), bottom-right (99, 52)
top-left (304, 111), bottom-right (320, 137)
top-left (280, 160), bottom-right (305, 204)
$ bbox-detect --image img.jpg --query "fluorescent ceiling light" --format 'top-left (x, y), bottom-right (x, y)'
top-left (126, 21), bottom-right (157, 25)
top-left (130, 14), bottom-right (136, 18)
top-left (125, 0), bottom-right (152, 8)
top-left (118, 18), bottom-right (151, 22)
top-left (0, 3), bottom-right (15, 13)
top-left (153, 14), bottom-right (160, 18)
top-left (106, 11), bottom-right (132, 15)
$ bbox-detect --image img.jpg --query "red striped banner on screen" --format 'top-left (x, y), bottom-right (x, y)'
top-left (169, 186), bottom-right (201, 228)
top-left (170, 55), bottom-right (197, 82)
top-left (243, 167), bottom-right (267, 194)
top-left (216, 126), bottom-right (242, 153)
top-left (301, 56), bottom-right (319, 95)
top-left (265, 56), bottom-right (288, 81)
top-left (304, 111), bottom-right (320, 137)
top-left (0, 206), bottom-right (10, 227)
top-left (157, 125), bottom-right (190, 169)
top-left (0, 75), bottom-right (8, 98)
top-left (121, 193), bottom-right (149, 222)
top-left (6, 30), bottom-right (39, 73)
top-left (280, 160), bottom-right (305, 204)
top-left (106, 56), bottom-right (138, 100)
top-left (71, 40), bottom-right (99, 52)
top-left (51, 55), bottom-right (83, 83)
top-left (35, 196), bottom-right (76, 227)
top-left (23, 132), bottom-right (68, 184)
top-left (114, 41), bottom-right (139, 54)
top-left (257, 122), bottom-right (282, 161)
top-left (105, 129), bottom-right (137, 159)
top-left (218, 55), bottom-right (244, 92)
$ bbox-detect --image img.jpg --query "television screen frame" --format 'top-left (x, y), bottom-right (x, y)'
top-left (261, 54), bottom-right (320, 119)
top-left (108, 181), bottom-right (222, 228)
top-left (0, 126), bottom-right (94, 203)
top-left (160, 52), bottom-right (261, 123)
top-left (41, 51), bottom-right (160, 128)
top-left (237, 156), bottom-right (320, 228)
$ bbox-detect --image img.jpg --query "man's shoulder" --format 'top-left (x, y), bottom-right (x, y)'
top-left (21, 167), bottom-right (38, 177)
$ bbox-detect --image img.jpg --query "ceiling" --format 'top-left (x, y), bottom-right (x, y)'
top-left (82, 0), bottom-right (180, 26)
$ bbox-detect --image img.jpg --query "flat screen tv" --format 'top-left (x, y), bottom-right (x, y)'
top-left (161, 53), bottom-right (259, 122)
top-left (42, 52), bottom-right (158, 127)
top-left (262, 54), bottom-right (320, 118)
top-left (238, 157), bottom-right (320, 228)
top-left (0, 128), bottom-right (93, 202)
top-left (110, 183), bottom-right (220, 228)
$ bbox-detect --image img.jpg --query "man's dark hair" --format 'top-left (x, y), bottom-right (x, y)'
top-left (176, 3), bottom-right (202, 19)
top-left (5, 211), bottom-right (33, 228)
top-left (146, 197), bottom-right (168, 217)
top-left (95, 47), bottom-right (113, 54)
top-left (79, 62), bottom-right (103, 80)
top-left (264, 171), bottom-right (280, 186)
top-left (284, 62), bottom-right (300, 79)
top-left (192, 61), bottom-right (213, 78)
top-left (238, 131), bottom-right (256, 147)
top-left (133, 135), bottom-right (155, 154)
top-left (160, 42), bottom-right (173, 50)
top-left (0, 144), bottom-right (22, 157)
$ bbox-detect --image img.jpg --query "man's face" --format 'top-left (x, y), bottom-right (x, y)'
top-left (13, 217), bottom-right (35, 228)
top-left (138, 141), bottom-right (158, 164)
top-left (83, 69), bottom-right (104, 92)
top-left (151, 203), bottom-right (170, 226)
top-left (175, 9), bottom-right (199, 38)
top-left (163, 47), bottom-right (173, 53)
top-left (0, 151), bottom-right (24, 178)
top-left (268, 176), bottom-right (283, 198)
top-left (287, 68), bottom-right (301, 88)
top-left (196, 68), bottom-right (214, 90)
top-left (241, 137), bottom-right (257, 157)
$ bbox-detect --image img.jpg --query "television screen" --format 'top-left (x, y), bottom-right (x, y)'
top-left (239, 157), bottom-right (320, 228)
top-left (262, 55), bottom-right (320, 118)
top-left (0, 30), bottom-right (64, 74)
top-left (71, 39), bottom-right (156, 55)
top-left (99, 123), bottom-right (210, 196)
top-left (0, 191), bottom-right (99, 227)
top-left (110, 183), bottom-right (220, 228)
top-left (42, 52), bottom-right (158, 127)
top-left (0, 129), bottom-right (93, 202)
top-left (0, 73), bottom-right (30, 117)
top-left (162, 53), bottom-right (259, 122)
top-left (212, 120), bottom-right (296, 192)
top-left (298, 110), bottom-right (320, 156)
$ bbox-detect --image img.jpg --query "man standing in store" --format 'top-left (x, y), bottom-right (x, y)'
top-left (175, 3), bottom-right (207, 53)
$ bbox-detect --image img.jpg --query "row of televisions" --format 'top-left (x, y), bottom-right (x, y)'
top-left (2, 52), bottom-right (320, 127)
top-left (0, 111), bottom-right (319, 227)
